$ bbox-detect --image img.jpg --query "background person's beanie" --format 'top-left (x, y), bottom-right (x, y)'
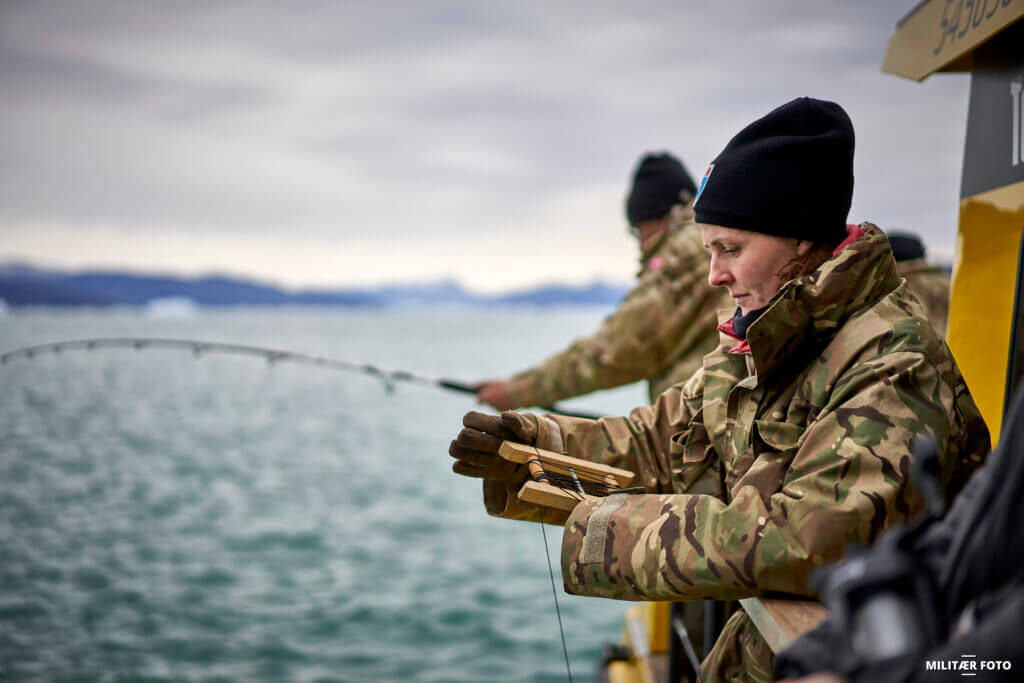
top-left (625, 152), bottom-right (698, 226)
top-left (887, 231), bottom-right (927, 261)
top-left (693, 97), bottom-right (854, 247)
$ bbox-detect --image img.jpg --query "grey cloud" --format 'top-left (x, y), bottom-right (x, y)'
top-left (0, 0), bottom-right (975, 287)
top-left (0, 44), bottom-right (273, 124)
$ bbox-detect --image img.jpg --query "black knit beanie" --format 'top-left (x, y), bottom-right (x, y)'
top-left (625, 152), bottom-right (698, 226)
top-left (887, 231), bottom-right (926, 261)
top-left (693, 97), bottom-right (854, 246)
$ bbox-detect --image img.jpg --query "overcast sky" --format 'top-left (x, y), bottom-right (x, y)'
top-left (0, 1), bottom-right (970, 293)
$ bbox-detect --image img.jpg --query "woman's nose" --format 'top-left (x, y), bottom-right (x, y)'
top-left (708, 257), bottom-right (731, 288)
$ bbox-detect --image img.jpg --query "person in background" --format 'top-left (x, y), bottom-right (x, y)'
top-left (475, 152), bottom-right (730, 411)
top-left (888, 231), bottom-right (951, 337)
top-left (450, 98), bottom-right (989, 683)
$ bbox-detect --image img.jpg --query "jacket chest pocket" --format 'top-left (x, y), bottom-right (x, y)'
top-left (730, 418), bottom-right (805, 494)
top-left (669, 408), bottom-right (721, 495)
top-left (753, 419), bottom-right (804, 454)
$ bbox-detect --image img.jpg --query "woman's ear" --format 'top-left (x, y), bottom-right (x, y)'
top-left (795, 239), bottom-right (814, 257)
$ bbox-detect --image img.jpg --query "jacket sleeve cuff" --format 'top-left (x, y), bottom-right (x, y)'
top-left (504, 375), bottom-right (539, 409)
top-left (561, 493), bottom-right (670, 600)
top-left (560, 491), bottom-right (769, 602)
top-left (533, 414), bottom-right (567, 453)
top-left (482, 478), bottom-right (570, 525)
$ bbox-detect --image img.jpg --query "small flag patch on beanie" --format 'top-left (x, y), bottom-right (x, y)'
top-left (693, 164), bottom-right (714, 208)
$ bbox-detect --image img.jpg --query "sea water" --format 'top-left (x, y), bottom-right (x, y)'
top-left (0, 308), bottom-right (648, 682)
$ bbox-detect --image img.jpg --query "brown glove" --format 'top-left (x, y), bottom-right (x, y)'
top-left (448, 410), bottom-right (539, 480)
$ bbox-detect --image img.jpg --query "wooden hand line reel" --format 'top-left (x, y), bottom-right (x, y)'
top-left (497, 441), bottom-right (636, 513)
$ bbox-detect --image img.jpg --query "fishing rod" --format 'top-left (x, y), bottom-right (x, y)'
top-left (0, 337), bottom-right (602, 420)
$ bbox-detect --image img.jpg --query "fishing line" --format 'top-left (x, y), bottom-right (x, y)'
top-left (526, 444), bottom-right (649, 681)
top-left (527, 443), bottom-right (638, 682)
top-left (541, 520), bottom-right (573, 683)
top-left (0, 337), bottom-right (601, 419)
top-left (536, 475), bottom-right (574, 683)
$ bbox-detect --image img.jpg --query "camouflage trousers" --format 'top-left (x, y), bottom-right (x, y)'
top-left (699, 611), bottom-right (774, 683)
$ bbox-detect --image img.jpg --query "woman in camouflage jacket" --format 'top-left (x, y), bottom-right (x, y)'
top-left (449, 98), bottom-right (990, 682)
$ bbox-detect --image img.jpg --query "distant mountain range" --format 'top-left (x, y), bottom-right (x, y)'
top-left (0, 263), bottom-right (629, 309)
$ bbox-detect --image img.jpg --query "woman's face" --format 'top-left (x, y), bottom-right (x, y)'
top-left (700, 224), bottom-right (812, 315)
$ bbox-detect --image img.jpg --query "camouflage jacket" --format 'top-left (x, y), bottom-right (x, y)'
top-left (504, 203), bottom-right (729, 407)
top-left (897, 258), bottom-right (950, 338)
top-left (484, 223), bottom-right (989, 678)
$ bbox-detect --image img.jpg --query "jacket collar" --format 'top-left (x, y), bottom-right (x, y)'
top-left (733, 222), bottom-right (900, 379)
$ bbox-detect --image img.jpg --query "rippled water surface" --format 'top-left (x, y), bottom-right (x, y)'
top-left (0, 309), bottom-right (646, 682)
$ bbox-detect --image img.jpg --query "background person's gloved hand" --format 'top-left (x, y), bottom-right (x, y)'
top-left (448, 410), bottom-right (539, 480)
